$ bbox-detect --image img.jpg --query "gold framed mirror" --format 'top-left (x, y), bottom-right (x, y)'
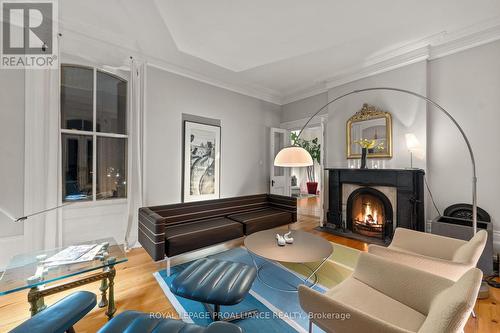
top-left (346, 103), bottom-right (392, 159)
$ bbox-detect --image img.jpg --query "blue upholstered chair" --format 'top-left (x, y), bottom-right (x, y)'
top-left (10, 291), bottom-right (243, 333)
top-left (9, 291), bottom-right (97, 333)
top-left (97, 311), bottom-right (243, 333)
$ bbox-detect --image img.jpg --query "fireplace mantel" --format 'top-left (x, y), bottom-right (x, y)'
top-left (325, 168), bottom-right (425, 241)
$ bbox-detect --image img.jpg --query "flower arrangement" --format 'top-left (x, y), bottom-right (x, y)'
top-left (354, 138), bottom-right (384, 151)
top-left (354, 139), bottom-right (384, 169)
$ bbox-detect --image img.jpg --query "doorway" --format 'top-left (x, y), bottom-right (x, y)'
top-left (269, 128), bottom-right (290, 196)
top-left (290, 126), bottom-right (323, 218)
top-left (278, 116), bottom-right (327, 224)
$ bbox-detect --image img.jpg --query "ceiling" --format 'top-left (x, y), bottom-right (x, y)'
top-left (59, 0), bottom-right (500, 104)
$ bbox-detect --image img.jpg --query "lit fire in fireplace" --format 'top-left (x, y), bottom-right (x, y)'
top-left (356, 202), bottom-right (379, 224)
top-left (350, 192), bottom-right (386, 239)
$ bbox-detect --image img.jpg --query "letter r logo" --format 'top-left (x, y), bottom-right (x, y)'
top-left (2, 1), bottom-right (53, 54)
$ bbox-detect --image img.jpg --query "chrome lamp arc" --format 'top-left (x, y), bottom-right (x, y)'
top-left (273, 87), bottom-right (478, 233)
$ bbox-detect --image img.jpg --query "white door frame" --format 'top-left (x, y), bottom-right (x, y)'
top-left (270, 128), bottom-right (291, 196)
top-left (280, 116), bottom-right (327, 225)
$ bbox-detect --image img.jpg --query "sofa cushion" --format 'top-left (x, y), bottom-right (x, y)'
top-left (228, 208), bottom-right (292, 235)
top-left (165, 217), bottom-right (244, 257)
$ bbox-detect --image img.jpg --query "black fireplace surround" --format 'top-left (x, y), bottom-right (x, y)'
top-left (326, 168), bottom-right (425, 240)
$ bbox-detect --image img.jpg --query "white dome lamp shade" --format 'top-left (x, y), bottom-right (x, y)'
top-left (274, 146), bottom-right (313, 167)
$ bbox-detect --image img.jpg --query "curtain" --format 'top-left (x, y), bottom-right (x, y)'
top-left (23, 66), bottom-right (62, 251)
top-left (124, 58), bottom-right (146, 249)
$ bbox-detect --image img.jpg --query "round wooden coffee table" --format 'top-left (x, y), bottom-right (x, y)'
top-left (244, 229), bottom-right (333, 292)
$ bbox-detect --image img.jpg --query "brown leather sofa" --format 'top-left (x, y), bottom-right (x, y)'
top-left (139, 194), bottom-right (297, 261)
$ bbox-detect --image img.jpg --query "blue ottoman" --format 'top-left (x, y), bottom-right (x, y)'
top-left (170, 258), bottom-right (257, 322)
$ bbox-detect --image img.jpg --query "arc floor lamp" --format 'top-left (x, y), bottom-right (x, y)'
top-left (274, 87), bottom-right (478, 233)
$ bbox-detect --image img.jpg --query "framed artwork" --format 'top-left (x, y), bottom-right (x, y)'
top-left (183, 121), bottom-right (221, 202)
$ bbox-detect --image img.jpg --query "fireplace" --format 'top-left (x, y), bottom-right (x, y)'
top-left (346, 187), bottom-right (393, 240)
top-left (325, 168), bottom-right (425, 244)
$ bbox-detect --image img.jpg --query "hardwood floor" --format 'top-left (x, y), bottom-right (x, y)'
top-left (0, 214), bottom-right (498, 332)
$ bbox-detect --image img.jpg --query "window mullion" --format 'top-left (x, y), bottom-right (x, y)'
top-left (92, 67), bottom-right (97, 202)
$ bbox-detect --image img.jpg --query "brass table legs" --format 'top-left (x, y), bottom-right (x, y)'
top-left (105, 265), bottom-right (116, 319)
top-left (27, 264), bottom-right (117, 320)
top-left (28, 287), bottom-right (46, 317)
top-left (99, 273), bottom-right (109, 307)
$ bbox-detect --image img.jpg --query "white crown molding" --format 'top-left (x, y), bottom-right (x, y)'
top-left (430, 18), bottom-right (500, 59)
top-left (59, 15), bottom-right (500, 106)
top-left (281, 46), bottom-right (430, 105)
top-left (325, 46), bottom-right (431, 91)
top-left (59, 20), bottom-right (283, 105)
top-left (146, 60), bottom-right (282, 104)
top-left (281, 83), bottom-right (329, 106)
top-left (282, 18), bottom-right (500, 105)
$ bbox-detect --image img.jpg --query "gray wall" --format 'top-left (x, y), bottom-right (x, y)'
top-left (0, 70), bottom-right (25, 237)
top-left (144, 66), bottom-right (281, 206)
top-left (281, 63), bottom-right (428, 170)
top-left (428, 40), bottom-right (500, 245)
top-left (281, 92), bottom-right (328, 123)
top-left (324, 61), bottom-right (427, 170)
top-left (281, 41), bottom-right (500, 249)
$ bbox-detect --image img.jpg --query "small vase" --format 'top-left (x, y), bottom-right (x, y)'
top-left (306, 182), bottom-right (318, 195)
top-left (360, 148), bottom-right (368, 169)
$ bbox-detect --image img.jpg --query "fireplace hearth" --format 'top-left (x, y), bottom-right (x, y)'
top-left (323, 168), bottom-right (424, 244)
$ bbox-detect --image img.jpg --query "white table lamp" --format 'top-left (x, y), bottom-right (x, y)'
top-left (405, 133), bottom-right (422, 168)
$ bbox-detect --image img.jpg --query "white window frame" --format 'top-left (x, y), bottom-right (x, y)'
top-left (60, 64), bottom-right (129, 203)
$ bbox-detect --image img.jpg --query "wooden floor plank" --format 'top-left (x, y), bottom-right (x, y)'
top-left (0, 214), bottom-right (497, 332)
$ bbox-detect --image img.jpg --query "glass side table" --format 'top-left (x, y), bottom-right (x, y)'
top-left (0, 237), bottom-right (127, 319)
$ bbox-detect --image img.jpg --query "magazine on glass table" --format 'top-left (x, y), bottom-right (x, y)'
top-left (43, 243), bottom-right (105, 267)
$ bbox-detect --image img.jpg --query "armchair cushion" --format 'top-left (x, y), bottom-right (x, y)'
top-left (369, 229), bottom-right (488, 281)
top-left (368, 245), bottom-right (471, 281)
top-left (352, 253), bottom-right (454, 315)
top-left (452, 229), bottom-right (488, 264)
top-left (389, 228), bottom-right (466, 260)
top-left (418, 268), bottom-right (482, 333)
top-left (299, 285), bottom-right (411, 333)
top-left (326, 278), bottom-right (426, 332)
top-left (10, 291), bottom-right (96, 333)
top-left (299, 253), bottom-right (482, 333)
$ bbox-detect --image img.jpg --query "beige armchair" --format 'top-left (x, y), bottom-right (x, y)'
top-left (299, 253), bottom-right (482, 333)
top-left (368, 228), bottom-right (487, 281)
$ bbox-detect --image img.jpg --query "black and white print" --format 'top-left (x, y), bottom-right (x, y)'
top-left (183, 121), bottom-right (220, 202)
